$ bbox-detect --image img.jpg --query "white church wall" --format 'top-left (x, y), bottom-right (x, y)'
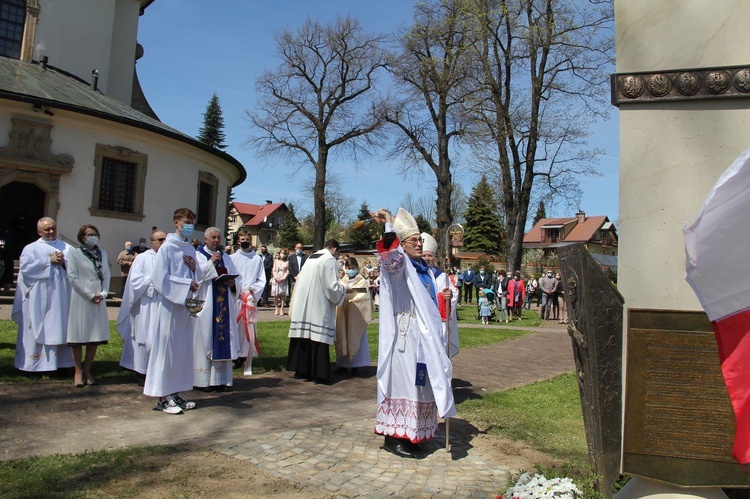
top-left (32, 0), bottom-right (139, 105)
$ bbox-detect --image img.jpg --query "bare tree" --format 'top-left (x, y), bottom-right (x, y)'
top-left (385, 0), bottom-right (476, 262)
top-left (462, 0), bottom-right (614, 271)
top-left (248, 16), bottom-right (388, 249)
top-left (400, 192), bottom-right (436, 223)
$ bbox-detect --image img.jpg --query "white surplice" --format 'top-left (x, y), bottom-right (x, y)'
top-left (116, 249), bottom-right (159, 374)
top-left (13, 238), bottom-right (74, 372)
top-left (230, 248), bottom-right (266, 372)
top-left (375, 233), bottom-right (456, 444)
top-left (288, 248), bottom-right (346, 345)
top-left (143, 233), bottom-right (203, 398)
top-left (193, 248), bottom-right (240, 387)
top-left (335, 273), bottom-right (372, 368)
top-left (433, 269), bottom-right (459, 358)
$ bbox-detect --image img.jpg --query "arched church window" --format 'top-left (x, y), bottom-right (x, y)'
top-left (0, 0), bottom-right (25, 59)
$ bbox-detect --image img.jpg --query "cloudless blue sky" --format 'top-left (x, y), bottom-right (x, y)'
top-left (136, 1), bottom-right (619, 227)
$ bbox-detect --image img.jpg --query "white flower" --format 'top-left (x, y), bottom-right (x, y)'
top-left (504, 473), bottom-right (581, 499)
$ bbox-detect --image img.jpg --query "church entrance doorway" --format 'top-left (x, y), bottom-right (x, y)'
top-left (0, 181), bottom-right (45, 259)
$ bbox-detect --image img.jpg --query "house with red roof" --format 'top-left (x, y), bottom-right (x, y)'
top-left (523, 211), bottom-right (618, 256)
top-left (227, 200), bottom-right (288, 247)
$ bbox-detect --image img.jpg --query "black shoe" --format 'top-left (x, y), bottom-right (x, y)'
top-left (383, 436), bottom-right (417, 458)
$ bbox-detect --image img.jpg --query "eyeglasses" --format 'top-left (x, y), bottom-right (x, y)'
top-left (152, 238), bottom-right (166, 242)
top-left (403, 237), bottom-right (424, 245)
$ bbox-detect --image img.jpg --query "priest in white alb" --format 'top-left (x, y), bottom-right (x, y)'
top-left (116, 230), bottom-right (166, 376)
top-left (287, 239), bottom-right (346, 383)
top-left (13, 217), bottom-right (74, 373)
top-left (194, 227), bottom-right (240, 390)
top-left (334, 256), bottom-right (373, 375)
top-left (373, 208), bottom-right (455, 459)
top-left (421, 232), bottom-right (459, 358)
top-left (230, 226), bottom-right (266, 375)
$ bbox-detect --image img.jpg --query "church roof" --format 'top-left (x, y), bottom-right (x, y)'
top-left (0, 56), bottom-right (246, 185)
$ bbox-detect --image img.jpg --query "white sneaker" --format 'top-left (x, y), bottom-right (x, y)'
top-left (172, 393), bottom-right (196, 411)
top-left (155, 397), bottom-right (183, 414)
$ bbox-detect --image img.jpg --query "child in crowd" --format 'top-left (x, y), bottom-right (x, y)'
top-left (478, 290), bottom-right (492, 325)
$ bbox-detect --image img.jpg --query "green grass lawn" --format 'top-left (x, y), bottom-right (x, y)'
top-left (0, 317), bottom-right (527, 382)
top-left (1, 316), bottom-right (595, 495)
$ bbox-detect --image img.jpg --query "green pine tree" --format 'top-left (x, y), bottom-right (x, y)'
top-left (348, 202), bottom-right (378, 246)
top-left (277, 203), bottom-right (302, 249)
top-left (533, 200), bottom-right (547, 226)
top-left (198, 93), bottom-right (227, 150)
top-left (414, 214), bottom-right (432, 235)
top-left (463, 175), bottom-right (503, 254)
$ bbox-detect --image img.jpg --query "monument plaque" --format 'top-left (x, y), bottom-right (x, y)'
top-left (624, 309), bottom-right (748, 486)
top-left (558, 243), bottom-right (623, 496)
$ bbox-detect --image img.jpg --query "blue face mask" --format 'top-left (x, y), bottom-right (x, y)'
top-left (346, 269), bottom-right (358, 278)
top-left (180, 223), bottom-right (194, 237)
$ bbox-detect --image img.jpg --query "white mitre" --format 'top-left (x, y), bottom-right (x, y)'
top-left (421, 232), bottom-right (438, 254)
top-left (393, 208), bottom-right (419, 242)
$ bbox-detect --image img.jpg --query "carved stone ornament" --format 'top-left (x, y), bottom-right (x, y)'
top-left (733, 69), bottom-right (750, 93)
top-left (647, 74), bottom-right (672, 97)
top-left (612, 64), bottom-right (750, 105)
top-left (0, 118), bottom-right (74, 173)
top-left (620, 75), bottom-right (645, 99)
top-left (675, 72), bottom-right (701, 96)
top-left (705, 71), bottom-right (730, 94)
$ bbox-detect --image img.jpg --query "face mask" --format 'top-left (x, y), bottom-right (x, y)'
top-left (281, 254), bottom-right (287, 260)
top-left (180, 223), bottom-right (194, 237)
top-left (480, 271), bottom-right (485, 275)
top-left (126, 245), bottom-right (132, 251)
top-left (240, 241), bottom-right (251, 250)
top-left (296, 250), bottom-right (303, 256)
top-left (547, 273), bottom-right (552, 277)
top-left (346, 269), bottom-right (358, 278)
top-left (86, 236), bottom-right (99, 247)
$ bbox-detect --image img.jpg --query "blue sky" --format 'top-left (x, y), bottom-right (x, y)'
top-left (135, 1), bottom-right (619, 227)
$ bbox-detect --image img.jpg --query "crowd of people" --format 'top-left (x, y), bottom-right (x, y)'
top-left (11, 208), bottom-right (564, 459)
top-left (446, 265), bottom-right (567, 324)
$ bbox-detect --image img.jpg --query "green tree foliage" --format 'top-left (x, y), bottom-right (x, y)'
top-left (277, 202), bottom-right (301, 249)
top-left (533, 200), bottom-right (547, 226)
top-left (414, 214), bottom-right (433, 235)
top-left (348, 202), bottom-right (379, 246)
top-left (463, 175), bottom-right (503, 254)
top-left (198, 93), bottom-right (227, 150)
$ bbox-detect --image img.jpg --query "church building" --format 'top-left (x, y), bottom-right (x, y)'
top-left (0, 0), bottom-right (246, 290)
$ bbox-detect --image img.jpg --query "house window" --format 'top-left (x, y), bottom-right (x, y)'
top-left (90, 145), bottom-right (147, 221)
top-left (196, 171), bottom-right (218, 229)
top-left (0, 0), bottom-right (24, 59)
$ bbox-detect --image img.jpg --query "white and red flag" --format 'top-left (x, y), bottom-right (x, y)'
top-left (684, 147), bottom-right (750, 464)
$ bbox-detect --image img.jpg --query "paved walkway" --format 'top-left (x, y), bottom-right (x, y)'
top-left (0, 304), bottom-right (574, 498)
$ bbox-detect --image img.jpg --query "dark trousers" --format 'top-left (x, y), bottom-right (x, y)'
top-left (456, 286), bottom-right (463, 304)
top-left (463, 284), bottom-right (474, 303)
top-left (261, 280), bottom-right (271, 305)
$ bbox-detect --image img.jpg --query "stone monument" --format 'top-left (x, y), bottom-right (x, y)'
top-left (614, 0), bottom-right (750, 495)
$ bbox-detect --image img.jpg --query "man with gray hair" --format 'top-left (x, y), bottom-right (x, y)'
top-left (13, 217), bottom-right (74, 373)
top-left (193, 227), bottom-right (240, 391)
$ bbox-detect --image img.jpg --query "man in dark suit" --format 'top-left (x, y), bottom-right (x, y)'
top-left (259, 244), bottom-right (273, 306)
top-left (462, 266), bottom-right (476, 304)
top-left (474, 266), bottom-right (492, 295)
top-left (286, 242), bottom-right (307, 306)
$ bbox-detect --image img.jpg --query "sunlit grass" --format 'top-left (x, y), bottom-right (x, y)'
top-left (459, 372), bottom-right (587, 466)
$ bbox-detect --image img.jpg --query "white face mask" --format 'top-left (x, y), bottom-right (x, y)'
top-left (85, 236), bottom-right (99, 247)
